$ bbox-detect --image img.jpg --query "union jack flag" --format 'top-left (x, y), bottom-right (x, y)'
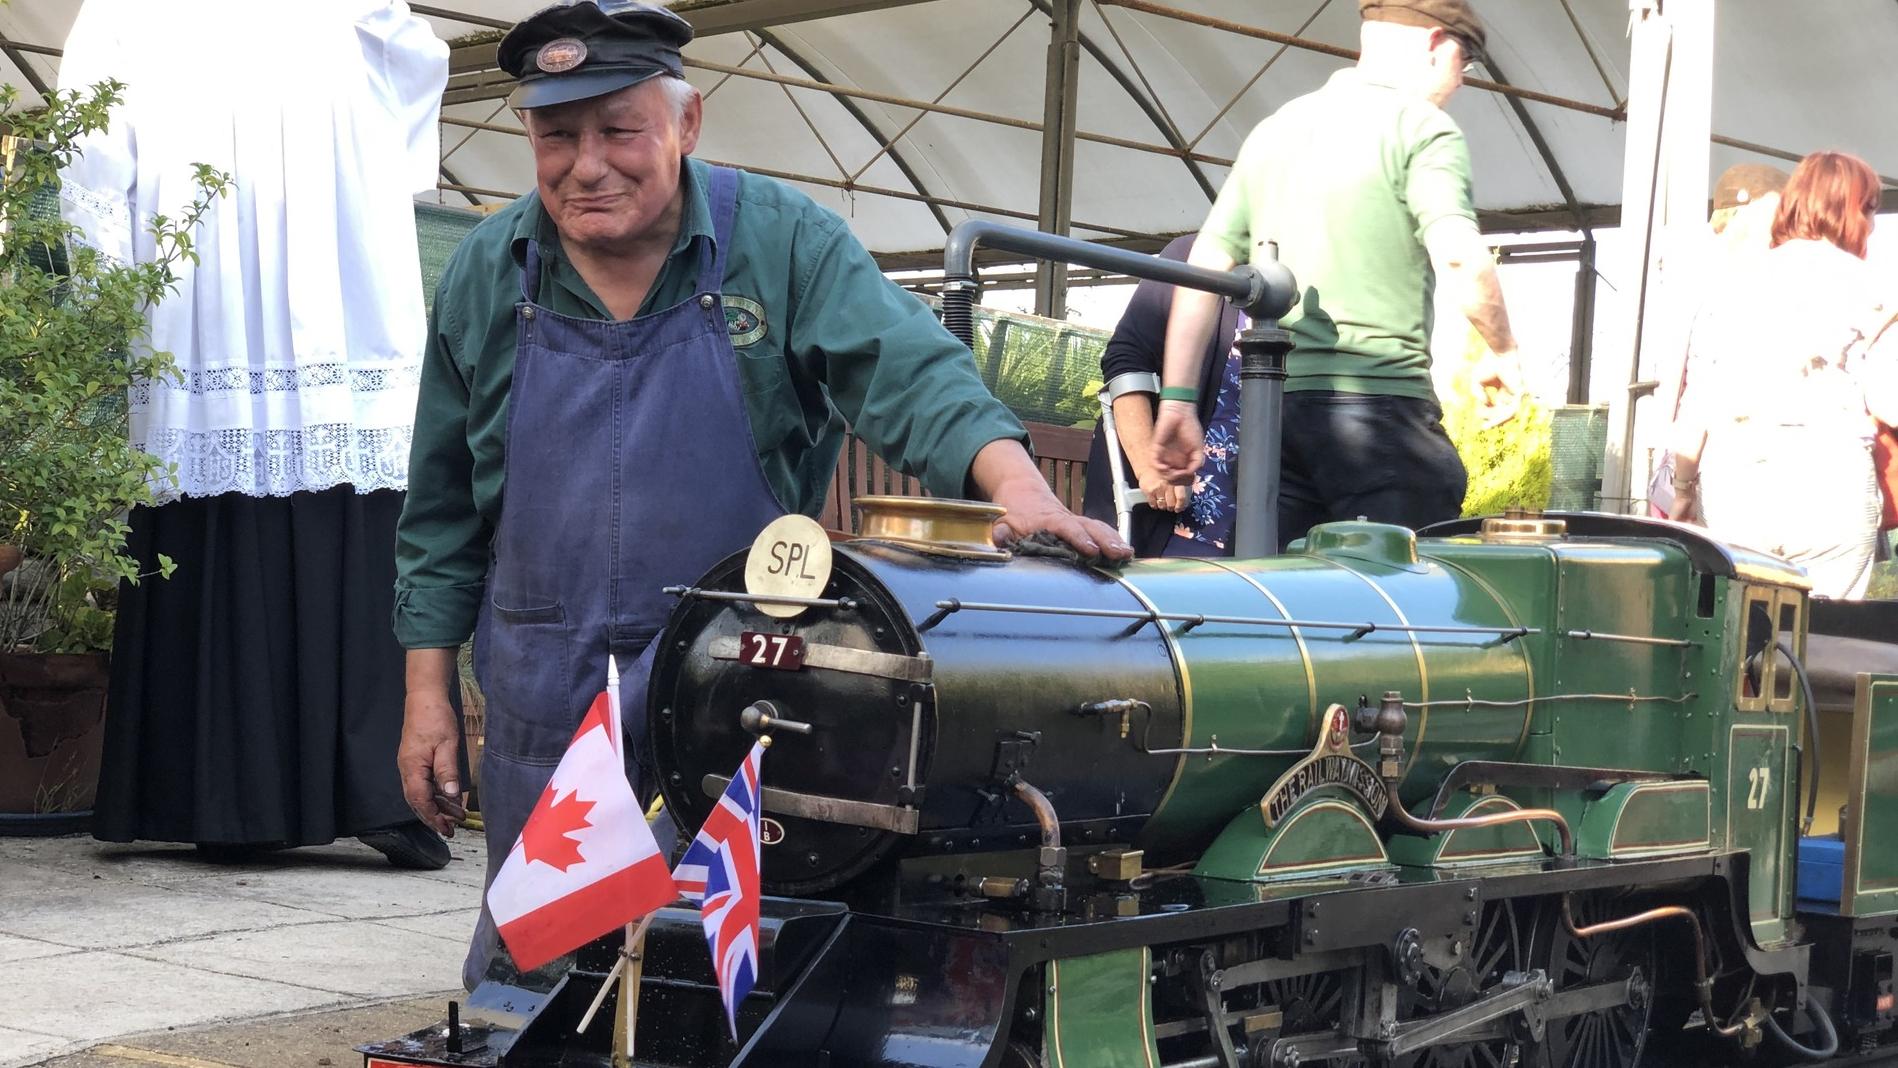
top-left (673, 740), bottom-right (765, 1040)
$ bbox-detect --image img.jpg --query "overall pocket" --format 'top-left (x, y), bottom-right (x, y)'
top-left (475, 596), bottom-right (574, 765)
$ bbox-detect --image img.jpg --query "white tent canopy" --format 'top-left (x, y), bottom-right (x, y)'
top-left (9, 0), bottom-right (1897, 505)
top-left (7, 0), bottom-right (1896, 268)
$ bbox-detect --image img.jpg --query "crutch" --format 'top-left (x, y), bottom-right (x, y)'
top-left (1097, 371), bottom-right (1160, 544)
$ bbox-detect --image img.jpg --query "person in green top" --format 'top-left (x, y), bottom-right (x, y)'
top-left (392, 0), bottom-right (1128, 987)
top-left (1150, 0), bottom-right (1525, 549)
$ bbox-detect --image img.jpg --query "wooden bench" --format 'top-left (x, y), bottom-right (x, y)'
top-left (817, 421), bottom-right (1094, 534)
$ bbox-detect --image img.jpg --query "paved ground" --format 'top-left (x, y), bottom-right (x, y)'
top-left (0, 832), bottom-right (487, 1068)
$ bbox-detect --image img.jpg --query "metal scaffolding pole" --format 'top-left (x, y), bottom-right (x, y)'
top-left (1599, 0), bottom-right (1714, 513)
top-left (433, 115), bottom-right (1148, 239)
top-left (1035, 0), bottom-right (1083, 319)
top-left (1094, 0), bottom-right (1624, 122)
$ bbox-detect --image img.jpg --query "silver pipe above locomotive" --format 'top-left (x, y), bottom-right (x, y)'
top-left (937, 221), bottom-right (1299, 556)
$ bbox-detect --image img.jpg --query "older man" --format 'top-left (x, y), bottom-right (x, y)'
top-left (1150, 0), bottom-right (1522, 548)
top-left (393, 0), bottom-right (1127, 986)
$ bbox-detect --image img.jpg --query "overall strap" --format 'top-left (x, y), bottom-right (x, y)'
top-left (520, 239), bottom-right (544, 304)
top-left (696, 165), bottom-right (741, 296)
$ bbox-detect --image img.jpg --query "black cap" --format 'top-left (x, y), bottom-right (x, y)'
top-left (498, 1), bottom-right (694, 111)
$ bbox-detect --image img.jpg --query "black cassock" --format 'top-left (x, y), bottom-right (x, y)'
top-left (95, 485), bottom-right (414, 846)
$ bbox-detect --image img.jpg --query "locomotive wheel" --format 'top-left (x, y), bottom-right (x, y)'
top-left (1264, 970), bottom-right (1366, 1067)
top-left (1403, 900), bottom-right (1528, 1068)
top-left (1526, 894), bottom-right (1655, 1068)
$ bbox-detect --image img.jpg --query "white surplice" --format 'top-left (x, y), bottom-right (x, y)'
top-left (57, 0), bottom-right (449, 502)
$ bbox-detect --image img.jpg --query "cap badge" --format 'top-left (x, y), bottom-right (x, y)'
top-left (536, 37), bottom-right (588, 74)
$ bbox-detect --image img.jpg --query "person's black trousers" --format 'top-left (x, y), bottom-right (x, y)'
top-left (1276, 391), bottom-right (1468, 550)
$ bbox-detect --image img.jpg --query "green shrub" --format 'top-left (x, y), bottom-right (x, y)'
top-left (1871, 537), bottom-right (1898, 600)
top-left (1438, 328), bottom-right (1552, 517)
top-left (0, 81), bottom-right (229, 651)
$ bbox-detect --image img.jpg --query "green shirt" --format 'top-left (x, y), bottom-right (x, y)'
top-left (1201, 69), bottom-right (1476, 400)
top-left (394, 158), bottom-right (1024, 649)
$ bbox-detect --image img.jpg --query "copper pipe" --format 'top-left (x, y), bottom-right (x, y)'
top-left (1383, 792), bottom-right (1574, 857)
top-left (1560, 895), bottom-right (1750, 1039)
top-left (1012, 777), bottom-right (1062, 850)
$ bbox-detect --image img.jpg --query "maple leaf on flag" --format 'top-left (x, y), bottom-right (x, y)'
top-left (521, 787), bottom-right (596, 872)
top-left (487, 675), bottom-right (678, 974)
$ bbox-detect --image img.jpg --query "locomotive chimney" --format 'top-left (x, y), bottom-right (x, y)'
top-left (1232, 262), bottom-right (1295, 558)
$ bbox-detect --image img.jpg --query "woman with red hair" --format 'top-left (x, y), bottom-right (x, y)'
top-left (1669, 151), bottom-right (1898, 597)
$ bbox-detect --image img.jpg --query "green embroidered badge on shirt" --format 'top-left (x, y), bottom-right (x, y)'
top-left (723, 295), bottom-right (767, 346)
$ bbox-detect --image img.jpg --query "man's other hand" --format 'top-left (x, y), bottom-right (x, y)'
top-left (399, 681), bottom-right (464, 838)
top-left (970, 440), bottom-right (1133, 561)
top-left (1474, 350), bottom-right (1525, 428)
top-left (1150, 400), bottom-right (1205, 483)
top-left (989, 481), bottom-right (1133, 562)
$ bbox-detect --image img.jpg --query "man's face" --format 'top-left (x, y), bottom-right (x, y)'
top-left (1424, 30), bottom-right (1469, 107)
top-left (522, 78), bottom-right (703, 253)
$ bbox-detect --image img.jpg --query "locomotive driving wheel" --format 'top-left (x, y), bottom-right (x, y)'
top-left (1263, 970), bottom-right (1367, 1067)
top-left (1402, 900), bottom-right (1528, 1068)
top-left (1526, 894), bottom-right (1655, 1068)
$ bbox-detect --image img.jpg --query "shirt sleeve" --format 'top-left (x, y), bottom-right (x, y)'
top-left (354, 1), bottom-right (450, 195)
top-left (1853, 300), bottom-right (1898, 420)
top-left (1404, 111), bottom-right (1478, 241)
top-left (786, 214), bottom-right (1026, 499)
top-left (392, 296), bottom-right (489, 649)
top-left (56, 0), bottom-right (139, 267)
top-left (1101, 237), bottom-right (1193, 383)
top-left (1199, 127), bottom-right (1261, 264)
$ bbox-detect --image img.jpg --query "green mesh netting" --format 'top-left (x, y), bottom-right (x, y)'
top-left (1549, 403), bottom-right (1609, 511)
top-left (965, 305), bottom-right (1108, 428)
top-left (22, 180), bottom-right (69, 276)
top-left (918, 295), bottom-right (1108, 428)
top-left (416, 201), bottom-right (484, 315)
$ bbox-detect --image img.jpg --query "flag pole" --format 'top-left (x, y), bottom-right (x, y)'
top-left (607, 653), bottom-right (651, 1066)
top-left (612, 911), bottom-right (657, 1066)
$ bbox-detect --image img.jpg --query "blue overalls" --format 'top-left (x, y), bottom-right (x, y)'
top-left (466, 166), bottom-right (786, 986)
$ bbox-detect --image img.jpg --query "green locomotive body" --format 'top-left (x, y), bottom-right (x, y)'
top-left (362, 511), bottom-right (1898, 1068)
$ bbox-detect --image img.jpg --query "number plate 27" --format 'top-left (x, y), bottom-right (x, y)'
top-left (739, 631), bottom-right (806, 671)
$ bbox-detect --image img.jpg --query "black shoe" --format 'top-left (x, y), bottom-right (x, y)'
top-left (358, 821), bottom-right (452, 870)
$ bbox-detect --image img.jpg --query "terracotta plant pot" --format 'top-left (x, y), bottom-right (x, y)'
top-left (0, 544), bottom-right (21, 580)
top-left (0, 651), bottom-right (109, 817)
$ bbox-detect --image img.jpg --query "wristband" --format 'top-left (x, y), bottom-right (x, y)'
top-left (1159, 386), bottom-right (1199, 404)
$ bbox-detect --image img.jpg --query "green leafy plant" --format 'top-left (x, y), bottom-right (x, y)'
top-left (972, 310), bottom-right (1104, 429)
top-left (1439, 325), bottom-right (1553, 517)
top-left (0, 81), bottom-right (230, 652)
top-left (1871, 536), bottom-right (1897, 600)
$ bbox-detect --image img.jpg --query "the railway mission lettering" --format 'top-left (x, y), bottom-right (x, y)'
top-left (1263, 754), bottom-right (1391, 827)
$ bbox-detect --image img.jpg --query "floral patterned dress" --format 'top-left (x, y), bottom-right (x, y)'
top-left (1170, 319), bottom-right (1247, 554)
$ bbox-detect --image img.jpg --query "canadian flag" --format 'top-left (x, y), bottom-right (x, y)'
top-left (486, 659), bottom-right (678, 973)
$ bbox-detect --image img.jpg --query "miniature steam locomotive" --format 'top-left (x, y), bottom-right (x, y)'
top-left (361, 503), bottom-right (1898, 1068)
